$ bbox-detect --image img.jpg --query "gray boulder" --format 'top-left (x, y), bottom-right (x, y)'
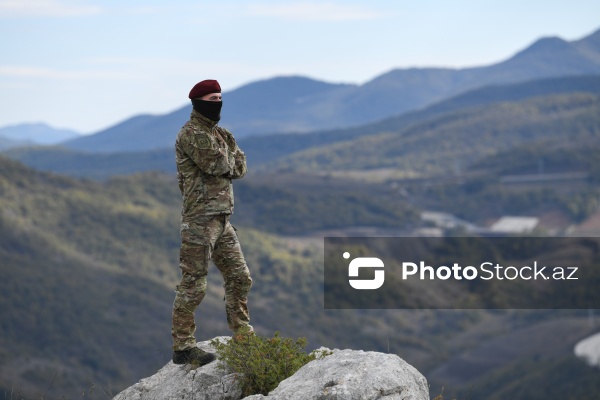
top-left (574, 332), bottom-right (600, 368)
top-left (113, 339), bottom-right (429, 400)
top-left (244, 348), bottom-right (429, 400)
top-left (112, 337), bottom-right (243, 400)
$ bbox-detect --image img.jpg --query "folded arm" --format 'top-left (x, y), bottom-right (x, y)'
top-left (180, 131), bottom-right (235, 176)
top-left (220, 128), bottom-right (247, 179)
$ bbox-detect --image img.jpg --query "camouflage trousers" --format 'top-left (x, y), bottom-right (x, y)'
top-left (172, 214), bottom-right (253, 351)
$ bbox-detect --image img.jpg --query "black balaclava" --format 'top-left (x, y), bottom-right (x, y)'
top-left (192, 99), bottom-right (222, 122)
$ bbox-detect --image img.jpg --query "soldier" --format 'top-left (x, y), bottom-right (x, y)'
top-left (171, 79), bottom-right (253, 366)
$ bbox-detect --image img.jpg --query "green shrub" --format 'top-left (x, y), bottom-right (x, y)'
top-left (211, 330), bottom-right (332, 396)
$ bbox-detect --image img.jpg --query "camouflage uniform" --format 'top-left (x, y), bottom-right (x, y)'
top-left (172, 109), bottom-right (252, 351)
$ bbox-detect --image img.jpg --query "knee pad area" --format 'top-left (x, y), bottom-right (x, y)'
top-left (224, 271), bottom-right (252, 298)
top-left (175, 274), bottom-right (207, 309)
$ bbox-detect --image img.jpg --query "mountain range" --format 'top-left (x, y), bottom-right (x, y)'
top-left (6, 74), bottom-right (600, 180)
top-left (243, 74), bottom-right (600, 170)
top-left (0, 123), bottom-right (81, 150)
top-left (53, 27), bottom-right (600, 153)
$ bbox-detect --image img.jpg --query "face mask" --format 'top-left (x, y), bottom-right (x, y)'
top-left (192, 99), bottom-right (222, 121)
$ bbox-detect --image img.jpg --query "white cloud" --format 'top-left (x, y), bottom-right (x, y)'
top-left (0, 0), bottom-right (102, 17)
top-left (247, 1), bottom-right (384, 21)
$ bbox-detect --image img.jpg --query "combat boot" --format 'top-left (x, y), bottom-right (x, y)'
top-left (172, 347), bottom-right (216, 366)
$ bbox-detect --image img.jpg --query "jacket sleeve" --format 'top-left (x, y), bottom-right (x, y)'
top-left (180, 130), bottom-right (235, 176)
top-left (220, 128), bottom-right (248, 179)
top-left (230, 149), bottom-right (247, 179)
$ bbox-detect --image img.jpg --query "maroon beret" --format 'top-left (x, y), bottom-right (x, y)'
top-left (188, 79), bottom-right (221, 99)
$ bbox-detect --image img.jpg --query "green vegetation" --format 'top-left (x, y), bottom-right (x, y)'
top-left (211, 330), bottom-right (331, 396)
top-left (3, 145), bottom-right (175, 179)
top-left (268, 93), bottom-right (600, 175)
top-left (0, 156), bottom-right (320, 397)
top-left (0, 195), bottom-right (175, 398)
top-left (0, 156), bottom-right (417, 397)
top-left (0, 157), bottom-right (182, 285)
top-left (394, 138), bottom-right (600, 226)
top-left (409, 175), bottom-right (600, 224)
top-left (469, 139), bottom-right (600, 177)
top-left (234, 175), bottom-right (418, 234)
top-left (1, 156), bottom-right (598, 399)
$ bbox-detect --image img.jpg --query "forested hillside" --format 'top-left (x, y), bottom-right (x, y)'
top-left (0, 157), bottom-right (329, 397)
top-left (1, 156), bottom-right (599, 399)
top-left (242, 75), bottom-right (600, 168)
top-left (269, 92), bottom-right (600, 175)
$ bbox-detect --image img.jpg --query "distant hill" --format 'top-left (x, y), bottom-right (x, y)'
top-left (242, 74), bottom-right (600, 168)
top-left (61, 77), bottom-right (354, 153)
top-left (0, 134), bottom-right (30, 150)
top-left (3, 145), bottom-right (176, 179)
top-left (268, 92), bottom-right (600, 175)
top-left (59, 28), bottom-right (600, 153)
top-left (0, 122), bottom-right (80, 145)
top-left (7, 75), bottom-right (600, 179)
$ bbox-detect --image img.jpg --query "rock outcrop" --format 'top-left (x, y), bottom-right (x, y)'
top-left (574, 331), bottom-right (600, 368)
top-left (243, 348), bottom-right (429, 400)
top-left (112, 337), bottom-right (242, 400)
top-left (113, 338), bottom-right (429, 400)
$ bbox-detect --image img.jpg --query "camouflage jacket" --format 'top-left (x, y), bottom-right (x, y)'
top-left (175, 109), bottom-right (247, 220)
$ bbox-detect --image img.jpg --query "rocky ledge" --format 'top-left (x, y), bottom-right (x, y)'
top-left (113, 337), bottom-right (429, 400)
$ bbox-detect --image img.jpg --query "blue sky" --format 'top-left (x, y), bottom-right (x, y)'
top-left (1, 0), bottom-right (599, 134)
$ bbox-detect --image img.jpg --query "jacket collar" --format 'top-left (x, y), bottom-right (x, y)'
top-left (190, 109), bottom-right (218, 129)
